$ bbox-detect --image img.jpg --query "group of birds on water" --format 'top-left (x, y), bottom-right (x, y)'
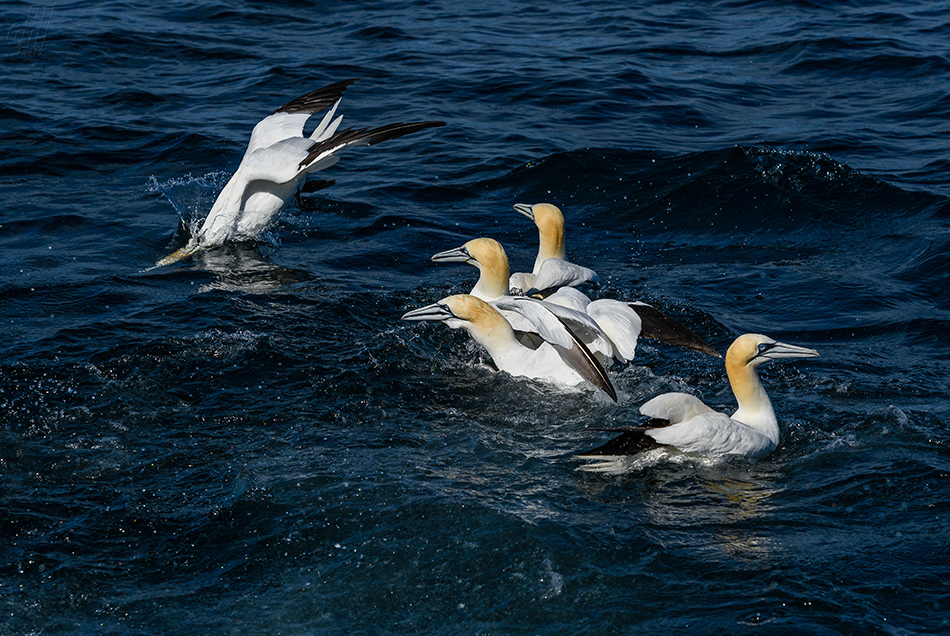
top-left (154, 79), bottom-right (820, 469)
top-left (400, 203), bottom-right (819, 466)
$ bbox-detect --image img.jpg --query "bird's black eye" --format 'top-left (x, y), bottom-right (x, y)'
top-left (757, 343), bottom-right (771, 354)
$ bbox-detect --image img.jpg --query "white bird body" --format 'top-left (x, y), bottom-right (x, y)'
top-left (640, 393), bottom-right (776, 457)
top-left (543, 286), bottom-right (591, 313)
top-left (522, 257), bottom-right (599, 297)
top-left (578, 334), bottom-right (819, 465)
top-left (585, 298), bottom-right (643, 363)
top-left (509, 203), bottom-right (598, 295)
top-left (544, 287), bottom-right (643, 363)
top-left (402, 294), bottom-right (616, 400)
top-left (431, 238), bottom-right (617, 363)
top-left (509, 202), bottom-right (720, 358)
top-left (155, 80), bottom-right (444, 267)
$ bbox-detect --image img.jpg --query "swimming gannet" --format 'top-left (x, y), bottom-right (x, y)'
top-left (577, 333), bottom-right (818, 466)
top-left (513, 202), bottom-right (719, 356)
top-left (155, 79), bottom-right (444, 267)
top-left (432, 237), bottom-right (718, 363)
top-left (509, 202), bottom-right (598, 296)
top-left (401, 294), bottom-right (617, 401)
top-left (431, 238), bottom-right (616, 363)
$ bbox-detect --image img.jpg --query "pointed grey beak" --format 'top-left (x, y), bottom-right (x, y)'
top-left (430, 245), bottom-right (472, 263)
top-left (401, 302), bottom-right (454, 322)
top-left (760, 341), bottom-right (820, 361)
top-left (513, 203), bottom-right (535, 220)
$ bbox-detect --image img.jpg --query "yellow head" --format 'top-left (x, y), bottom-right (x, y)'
top-left (402, 294), bottom-right (513, 340)
top-left (514, 202), bottom-right (566, 262)
top-left (725, 333), bottom-right (819, 406)
top-left (462, 238), bottom-right (510, 278)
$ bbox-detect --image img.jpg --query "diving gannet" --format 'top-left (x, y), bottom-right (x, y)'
top-left (432, 237), bottom-right (718, 363)
top-left (401, 294), bottom-right (617, 401)
top-left (578, 333), bottom-right (818, 465)
top-left (509, 202), bottom-right (598, 296)
top-left (155, 79), bottom-right (444, 267)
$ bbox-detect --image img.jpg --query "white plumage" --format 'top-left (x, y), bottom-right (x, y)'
top-left (401, 294), bottom-right (616, 401)
top-left (578, 333), bottom-right (819, 468)
top-left (431, 236), bottom-right (717, 365)
top-left (431, 238), bottom-right (618, 364)
top-left (509, 202), bottom-right (719, 358)
top-left (509, 202), bottom-right (598, 295)
top-left (155, 80), bottom-right (444, 267)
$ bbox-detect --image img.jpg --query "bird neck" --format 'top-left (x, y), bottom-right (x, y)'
top-left (725, 357), bottom-right (779, 444)
top-left (535, 224), bottom-right (566, 272)
top-left (470, 259), bottom-right (510, 302)
top-left (462, 311), bottom-right (525, 370)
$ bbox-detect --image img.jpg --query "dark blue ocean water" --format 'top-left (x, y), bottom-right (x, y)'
top-left (2, 1), bottom-right (950, 634)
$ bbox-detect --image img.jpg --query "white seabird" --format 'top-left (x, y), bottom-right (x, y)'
top-left (155, 79), bottom-right (444, 267)
top-left (514, 202), bottom-right (719, 356)
top-left (401, 294), bottom-right (617, 401)
top-left (578, 333), bottom-right (819, 467)
top-left (431, 237), bottom-right (617, 363)
top-left (509, 202), bottom-right (598, 296)
top-left (432, 237), bottom-right (719, 363)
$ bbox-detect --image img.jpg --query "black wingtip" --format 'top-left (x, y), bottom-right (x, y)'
top-left (358, 120), bottom-right (446, 146)
top-left (273, 79), bottom-right (360, 115)
top-left (299, 178), bottom-right (336, 194)
top-left (294, 179), bottom-right (336, 211)
top-left (576, 427), bottom-right (660, 457)
top-left (297, 121), bottom-right (446, 171)
top-left (629, 303), bottom-right (721, 357)
top-left (549, 315), bottom-right (617, 402)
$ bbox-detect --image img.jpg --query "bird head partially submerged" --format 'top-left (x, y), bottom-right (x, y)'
top-left (149, 239), bottom-right (201, 270)
top-left (153, 80), bottom-right (444, 269)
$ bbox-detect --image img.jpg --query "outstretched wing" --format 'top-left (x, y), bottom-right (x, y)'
top-left (586, 299), bottom-right (642, 363)
top-left (240, 137), bottom-right (321, 185)
top-left (494, 296), bottom-right (612, 360)
top-left (493, 296), bottom-right (574, 348)
top-left (296, 121), bottom-right (446, 172)
top-left (495, 296), bottom-right (616, 401)
top-left (247, 79), bottom-right (357, 153)
top-left (548, 317), bottom-right (617, 402)
top-left (543, 286), bottom-right (591, 312)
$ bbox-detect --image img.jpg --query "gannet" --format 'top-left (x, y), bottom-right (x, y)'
top-left (514, 202), bottom-right (719, 356)
top-left (155, 79), bottom-right (445, 267)
top-left (509, 202), bottom-right (598, 296)
top-left (578, 333), bottom-right (819, 466)
top-left (401, 294), bottom-right (617, 401)
top-left (431, 237), bottom-right (718, 363)
top-left (431, 238), bottom-right (617, 363)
